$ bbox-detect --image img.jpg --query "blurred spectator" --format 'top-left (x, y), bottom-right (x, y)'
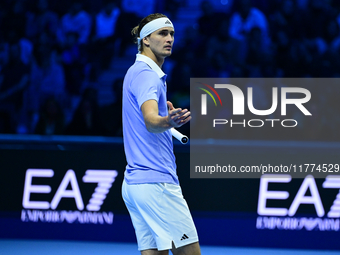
top-left (0, 42), bottom-right (30, 133)
top-left (121, 0), bottom-right (155, 19)
top-left (34, 97), bottom-right (64, 135)
top-left (326, 19), bottom-right (340, 46)
top-left (245, 27), bottom-right (273, 77)
top-left (89, 1), bottom-right (120, 70)
top-left (301, 0), bottom-right (337, 40)
top-left (275, 39), bottom-right (311, 77)
top-left (25, 0), bottom-right (59, 44)
top-left (228, 0), bottom-right (270, 65)
top-left (94, 1), bottom-right (120, 40)
top-left (65, 88), bottom-right (104, 136)
top-left (117, 0), bottom-right (156, 56)
top-left (198, 0), bottom-right (219, 38)
top-left (171, 26), bottom-right (205, 81)
top-left (269, 0), bottom-right (302, 40)
top-left (203, 18), bottom-right (237, 77)
top-left (312, 19), bottom-right (340, 77)
top-left (164, 0), bottom-right (183, 20)
top-left (19, 37), bottom-right (33, 65)
top-left (229, 0), bottom-right (270, 50)
top-left (272, 30), bottom-right (293, 76)
top-left (59, 32), bottom-right (86, 95)
top-left (4, 29), bottom-right (34, 67)
top-left (57, 1), bottom-right (92, 45)
top-left (28, 45), bottom-right (66, 115)
top-left (100, 79), bottom-right (123, 136)
top-left (204, 42), bottom-right (231, 77)
top-left (1, 0), bottom-right (34, 67)
top-left (114, 10), bottom-right (140, 57)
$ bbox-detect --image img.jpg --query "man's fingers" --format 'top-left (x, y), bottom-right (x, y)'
top-left (175, 116), bottom-right (192, 126)
top-left (173, 111), bottom-right (190, 121)
top-left (173, 111), bottom-right (191, 123)
top-left (168, 107), bottom-right (191, 127)
top-left (180, 116), bottom-right (192, 124)
top-left (170, 108), bottom-right (188, 116)
top-left (169, 108), bottom-right (182, 116)
top-left (167, 101), bottom-right (174, 110)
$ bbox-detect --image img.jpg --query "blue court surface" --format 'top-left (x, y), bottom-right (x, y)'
top-left (0, 239), bottom-right (338, 255)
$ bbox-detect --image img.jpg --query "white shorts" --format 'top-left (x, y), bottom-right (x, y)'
top-left (122, 180), bottom-right (199, 251)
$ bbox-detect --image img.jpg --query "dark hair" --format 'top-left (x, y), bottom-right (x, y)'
top-left (131, 13), bottom-right (167, 52)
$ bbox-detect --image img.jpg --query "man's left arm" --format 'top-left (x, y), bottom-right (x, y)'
top-left (141, 100), bottom-right (191, 133)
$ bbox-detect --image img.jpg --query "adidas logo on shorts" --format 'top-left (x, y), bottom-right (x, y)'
top-left (165, 20), bottom-right (172, 25)
top-left (180, 234), bottom-right (189, 241)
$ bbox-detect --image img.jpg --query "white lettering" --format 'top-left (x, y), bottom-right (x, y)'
top-left (288, 175), bottom-right (324, 217)
top-left (248, 87), bottom-right (278, 115)
top-left (257, 174), bottom-right (291, 216)
top-left (22, 169), bottom-right (54, 209)
top-left (281, 87), bottom-right (312, 116)
top-left (51, 170), bottom-right (84, 210)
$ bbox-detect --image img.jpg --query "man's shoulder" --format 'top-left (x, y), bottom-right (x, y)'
top-left (127, 61), bottom-right (159, 79)
top-left (133, 60), bottom-right (154, 71)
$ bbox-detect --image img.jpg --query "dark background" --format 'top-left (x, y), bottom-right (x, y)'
top-left (1, 0), bottom-right (340, 251)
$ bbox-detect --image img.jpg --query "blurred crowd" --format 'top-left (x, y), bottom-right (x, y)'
top-left (0, 0), bottom-right (180, 136)
top-left (169, 0), bottom-right (340, 141)
top-left (0, 0), bottom-right (339, 141)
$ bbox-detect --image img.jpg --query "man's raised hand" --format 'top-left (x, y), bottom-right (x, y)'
top-left (167, 101), bottom-right (191, 128)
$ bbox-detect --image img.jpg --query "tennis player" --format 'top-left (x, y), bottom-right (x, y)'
top-left (122, 13), bottom-right (201, 255)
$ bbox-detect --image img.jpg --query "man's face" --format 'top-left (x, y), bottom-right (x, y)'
top-left (144, 27), bottom-right (175, 58)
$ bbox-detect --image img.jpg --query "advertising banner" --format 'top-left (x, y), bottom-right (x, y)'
top-left (0, 137), bottom-right (339, 249)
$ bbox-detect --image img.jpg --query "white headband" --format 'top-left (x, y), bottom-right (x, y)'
top-left (137, 17), bottom-right (174, 52)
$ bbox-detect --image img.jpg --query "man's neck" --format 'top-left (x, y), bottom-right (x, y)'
top-left (141, 51), bottom-right (164, 68)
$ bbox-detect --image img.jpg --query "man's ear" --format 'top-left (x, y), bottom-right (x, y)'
top-left (143, 37), bottom-right (150, 47)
